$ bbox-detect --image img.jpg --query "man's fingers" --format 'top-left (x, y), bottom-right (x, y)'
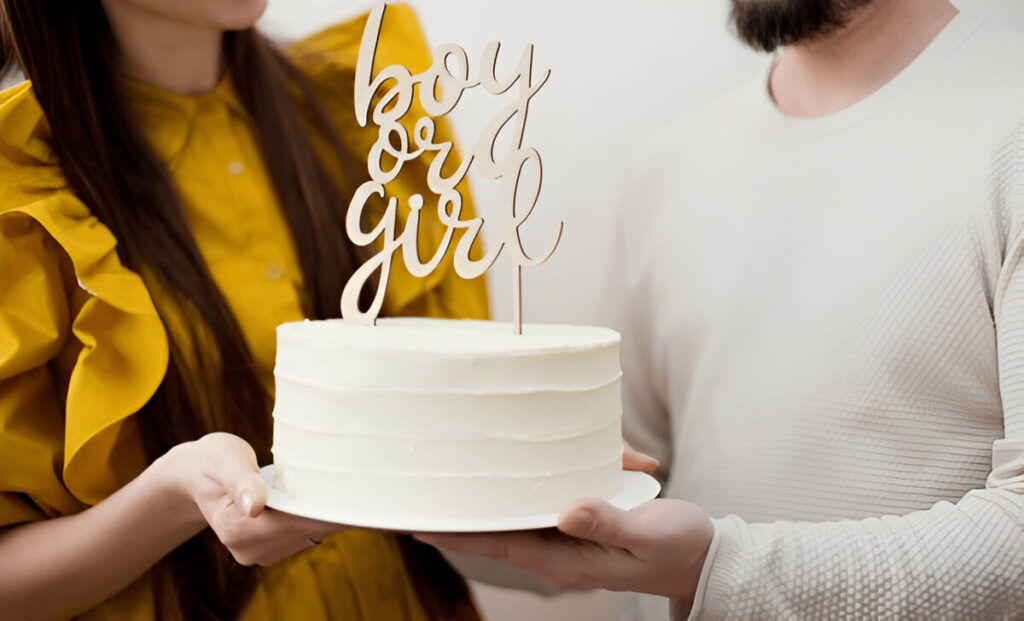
top-left (413, 532), bottom-right (510, 559)
top-left (623, 440), bottom-right (659, 474)
top-left (419, 499), bottom-right (638, 558)
top-left (557, 498), bottom-right (636, 548)
top-left (414, 531), bottom-right (557, 571)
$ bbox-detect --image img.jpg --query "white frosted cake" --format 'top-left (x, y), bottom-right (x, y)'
top-left (271, 318), bottom-right (623, 520)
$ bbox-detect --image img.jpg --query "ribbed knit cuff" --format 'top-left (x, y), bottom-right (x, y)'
top-left (672, 519), bottom-right (722, 620)
top-left (694, 515), bottom-right (749, 619)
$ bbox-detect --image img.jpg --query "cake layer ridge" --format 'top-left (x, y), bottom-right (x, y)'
top-left (278, 318), bottom-right (620, 352)
top-left (272, 376), bottom-right (621, 436)
top-left (272, 419), bottom-right (622, 473)
top-left (272, 371), bottom-right (623, 395)
top-left (272, 457), bottom-right (622, 519)
top-left (275, 318), bottom-right (620, 392)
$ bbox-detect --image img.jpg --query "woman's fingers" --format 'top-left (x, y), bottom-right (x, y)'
top-left (622, 439), bottom-right (659, 474)
top-left (216, 510), bottom-right (304, 566)
top-left (212, 505), bottom-right (341, 566)
top-left (236, 472), bottom-right (267, 518)
top-left (182, 433), bottom-right (358, 566)
top-left (195, 433), bottom-right (267, 517)
top-left (269, 511), bottom-right (343, 544)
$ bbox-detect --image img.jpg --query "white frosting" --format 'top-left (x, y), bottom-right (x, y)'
top-left (271, 318), bottom-right (624, 519)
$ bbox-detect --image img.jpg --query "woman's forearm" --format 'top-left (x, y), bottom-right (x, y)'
top-left (0, 447), bottom-right (205, 620)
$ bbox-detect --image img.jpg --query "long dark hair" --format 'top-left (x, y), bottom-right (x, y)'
top-left (0, 2), bottom-right (454, 619)
top-left (0, 5), bottom-right (14, 81)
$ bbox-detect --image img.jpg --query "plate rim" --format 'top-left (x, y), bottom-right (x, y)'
top-left (260, 465), bottom-right (660, 533)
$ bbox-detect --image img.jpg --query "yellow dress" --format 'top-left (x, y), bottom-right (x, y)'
top-left (0, 6), bottom-right (487, 620)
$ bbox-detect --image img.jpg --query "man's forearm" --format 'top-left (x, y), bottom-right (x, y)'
top-left (695, 489), bottom-right (1024, 619)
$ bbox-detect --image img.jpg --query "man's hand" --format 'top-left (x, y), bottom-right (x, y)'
top-left (416, 497), bottom-right (714, 610)
top-left (623, 439), bottom-right (660, 474)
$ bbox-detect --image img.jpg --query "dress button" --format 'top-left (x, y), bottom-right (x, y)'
top-left (228, 160), bottom-right (244, 176)
top-left (265, 264), bottom-right (284, 280)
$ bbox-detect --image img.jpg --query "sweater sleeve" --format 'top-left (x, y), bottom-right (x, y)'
top-left (689, 227), bottom-right (1024, 619)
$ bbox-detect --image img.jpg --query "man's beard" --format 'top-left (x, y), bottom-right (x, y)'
top-left (730, 0), bottom-right (873, 52)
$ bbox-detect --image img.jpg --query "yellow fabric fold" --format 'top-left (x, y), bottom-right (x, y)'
top-left (0, 87), bottom-right (167, 509)
top-left (0, 212), bottom-right (79, 524)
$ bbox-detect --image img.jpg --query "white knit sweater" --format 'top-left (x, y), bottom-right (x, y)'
top-left (611, 8), bottom-right (1024, 619)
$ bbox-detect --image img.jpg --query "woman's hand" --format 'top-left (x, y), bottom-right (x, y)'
top-left (417, 498), bottom-right (713, 610)
top-left (0, 431), bottom-right (347, 619)
top-left (167, 432), bottom-right (344, 566)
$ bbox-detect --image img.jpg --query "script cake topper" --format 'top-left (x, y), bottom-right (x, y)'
top-left (340, 1), bottom-right (563, 335)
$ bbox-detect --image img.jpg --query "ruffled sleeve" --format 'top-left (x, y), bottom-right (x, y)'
top-left (0, 83), bottom-right (169, 520)
top-left (287, 4), bottom-right (490, 321)
top-left (0, 205), bottom-right (78, 526)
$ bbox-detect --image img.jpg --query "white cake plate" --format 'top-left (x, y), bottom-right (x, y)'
top-left (260, 465), bottom-right (660, 533)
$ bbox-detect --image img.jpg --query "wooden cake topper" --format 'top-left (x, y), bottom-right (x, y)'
top-left (340, 2), bottom-right (562, 335)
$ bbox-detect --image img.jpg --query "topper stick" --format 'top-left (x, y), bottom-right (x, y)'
top-left (513, 265), bottom-right (523, 336)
